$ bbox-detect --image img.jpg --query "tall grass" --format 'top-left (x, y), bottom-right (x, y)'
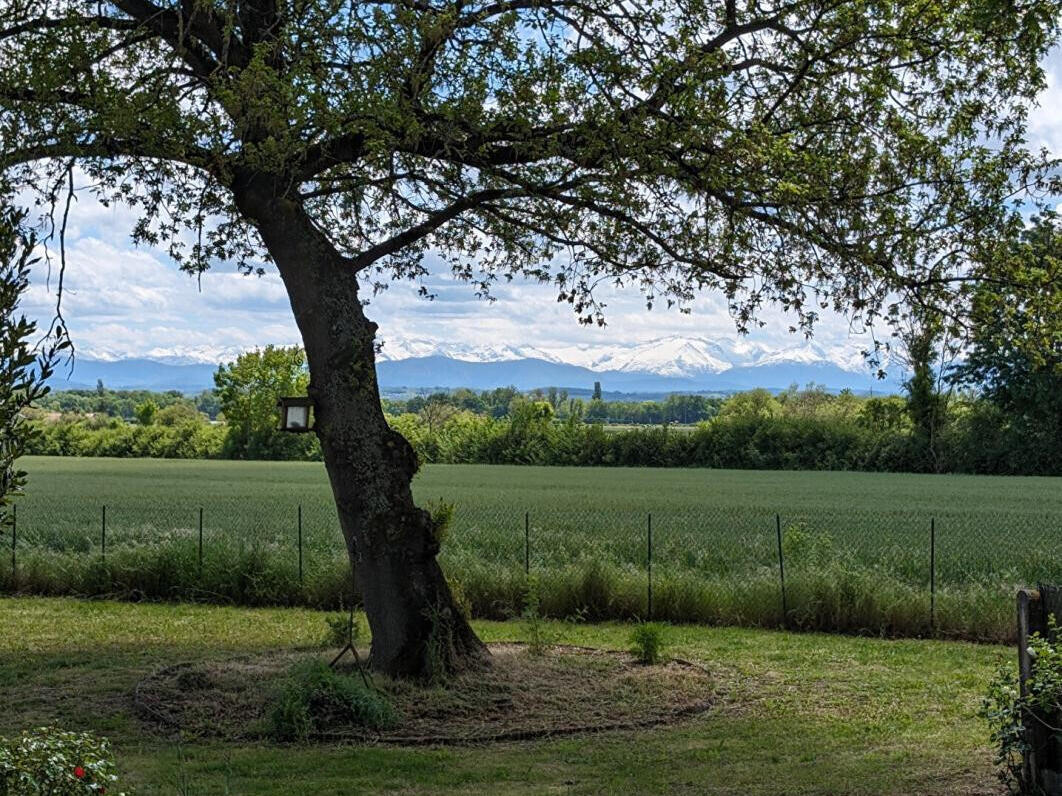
top-left (0, 541), bottom-right (1017, 642)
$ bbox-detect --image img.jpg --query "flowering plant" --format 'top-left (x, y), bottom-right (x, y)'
top-left (0, 727), bottom-right (125, 795)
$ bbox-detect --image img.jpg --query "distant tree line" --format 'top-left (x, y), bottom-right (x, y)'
top-left (383, 388), bottom-right (721, 425)
top-left (34, 383), bottom-right (220, 420)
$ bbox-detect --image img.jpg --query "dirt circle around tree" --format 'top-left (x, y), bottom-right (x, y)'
top-left (134, 643), bottom-right (716, 745)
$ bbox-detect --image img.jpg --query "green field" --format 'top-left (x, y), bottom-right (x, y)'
top-left (4, 456), bottom-right (1062, 640)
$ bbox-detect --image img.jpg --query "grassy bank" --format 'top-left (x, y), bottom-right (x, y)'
top-left (0, 597), bottom-right (1010, 794)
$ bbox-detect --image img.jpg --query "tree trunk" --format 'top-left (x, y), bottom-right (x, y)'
top-left (234, 185), bottom-right (488, 679)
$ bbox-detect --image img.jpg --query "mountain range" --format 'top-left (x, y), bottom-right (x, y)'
top-left (47, 335), bottom-right (903, 395)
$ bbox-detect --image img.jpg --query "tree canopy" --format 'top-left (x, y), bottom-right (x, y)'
top-left (2, 0), bottom-right (1058, 335)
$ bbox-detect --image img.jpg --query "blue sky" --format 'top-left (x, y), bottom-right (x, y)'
top-left (18, 48), bottom-right (1062, 366)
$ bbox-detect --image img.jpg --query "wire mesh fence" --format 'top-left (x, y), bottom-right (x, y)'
top-left (2, 498), bottom-right (1059, 642)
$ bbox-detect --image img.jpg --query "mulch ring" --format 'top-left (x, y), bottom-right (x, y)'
top-left (134, 643), bottom-right (716, 745)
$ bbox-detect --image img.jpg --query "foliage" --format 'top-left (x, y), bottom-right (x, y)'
top-left (214, 347), bottom-right (317, 461)
top-left (426, 499), bottom-right (456, 547)
top-left (3, 0), bottom-right (1059, 351)
top-left (38, 388), bottom-right (216, 421)
top-left (0, 727), bottom-right (125, 795)
top-left (629, 622), bottom-right (669, 665)
top-left (133, 399), bottom-right (158, 427)
top-left (952, 212), bottom-right (1062, 476)
top-left (980, 616), bottom-right (1062, 793)
top-left (0, 204), bottom-right (66, 537)
top-left (21, 375), bottom-right (1062, 475)
top-left (268, 659), bottom-right (396, 742)
top-left (27, 416), bottom-right (226, 459)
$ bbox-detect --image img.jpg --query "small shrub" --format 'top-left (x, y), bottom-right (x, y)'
top-left (981, 614), bottom-right (1062, 792)
top-left (268, 659), bottom-right (396, 742)
top-left (522, 575), bottom-right (552, 656)
top-left (426, 500), bottom-right (456, 547)
top-left (630, 622), bottom-right (669, 665)
top-left (0, 727), bottom-right (126, 795)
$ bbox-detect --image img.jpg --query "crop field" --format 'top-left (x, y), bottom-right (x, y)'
top-left (3, 456), bottom-right (1062, 640)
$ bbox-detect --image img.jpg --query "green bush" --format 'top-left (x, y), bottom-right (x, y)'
top-left (0, 727), bottom-right (125, 795)
top-left (980, 616), bottom-right (1062, 792)
top-left (629, 622), bottom-right (668, 665)
top-left (268, 659), bottom-right (396, 742)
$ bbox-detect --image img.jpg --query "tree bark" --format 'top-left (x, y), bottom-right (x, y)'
top-left (234, 183), bottom-right (488, 679)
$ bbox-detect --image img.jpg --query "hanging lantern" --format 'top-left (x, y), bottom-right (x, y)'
top-left (277, 397), bottom-right (314, 432)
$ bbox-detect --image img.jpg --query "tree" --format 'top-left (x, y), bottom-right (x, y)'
top-left (899, 311), bottom-right (950, 472)
top-left (214, 346), bottom-right (312, 459)
top-left (592, 382), bottom-right (603, 402)
top-left (133, 399), bottom-right (158, 426)
top-left (419, 395), bottom-right (457, 436)
top-left (0, 203), bottom-right (65, 542)
top-left (951, 212), bottom-right (1062, 473)
top-left (2, 0), bottom-right (1057, 677)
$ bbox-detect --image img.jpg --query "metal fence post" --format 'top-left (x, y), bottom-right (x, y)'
top-left (101, 505), bottom-right (107, 562)
top-left (524, 511), bottom-right (530, 575)
top-left (776, 514), bottom-right (787, 626)
top-left (298, 504), bottom-right (304, 584)
top-left (10, 503), bottom-right (15, 579)
top-left (647, 513), bottom-right (653, 620)
top-left (930, 517), bottom-right (936, 634)
top-left (198, 507), bottom-right (204, 577)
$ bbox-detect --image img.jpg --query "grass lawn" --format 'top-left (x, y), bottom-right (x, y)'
top-left (0, 596), bottom-right (1012, 794)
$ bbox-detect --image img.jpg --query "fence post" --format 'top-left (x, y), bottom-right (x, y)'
top-left (647, 513), bottom-right (653, 620)
top-left (10, 503), bottom-right (15, 580)
top-left (524, 511), bottom-right (530, 575)
top-left (930, 517), bottom-right (936, 634)
top-left (101, 505), bottom-right (107, 562)
top-left (298, 505), bottom-right (304, 584)
top-left (198, 507), bottom-right (204, 577)
top-left (776, 514), bottom-right (787, 627)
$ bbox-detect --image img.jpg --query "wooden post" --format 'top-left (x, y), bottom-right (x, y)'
top-left (929, 518), bottom-right (935, 633)
top-left (776, 514), bottom-right (787, 627)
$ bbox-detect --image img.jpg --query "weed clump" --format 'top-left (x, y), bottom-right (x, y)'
top-left (629, 622), bottom-right (669, 665)
top-left (268, 659), bottom-right (396, 742)
top-left (522, 575), bottom-right (552, 656)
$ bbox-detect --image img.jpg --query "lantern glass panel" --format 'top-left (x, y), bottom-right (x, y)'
top-left (286, 405), bottom-right (309, 430)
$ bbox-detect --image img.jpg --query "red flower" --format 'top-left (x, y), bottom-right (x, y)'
top-left (73, 766), bottom-right (85, 779)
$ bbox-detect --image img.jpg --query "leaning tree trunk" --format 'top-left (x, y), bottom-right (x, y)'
top-left (235, 186), bottom-right (488, 679)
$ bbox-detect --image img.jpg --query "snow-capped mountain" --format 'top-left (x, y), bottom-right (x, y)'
top-left (377, 335), bottom-right (875, 379)
top-left (371, 335), bottom-right (899, 394)
top-left (55, 334), bottom-right (899, 394)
